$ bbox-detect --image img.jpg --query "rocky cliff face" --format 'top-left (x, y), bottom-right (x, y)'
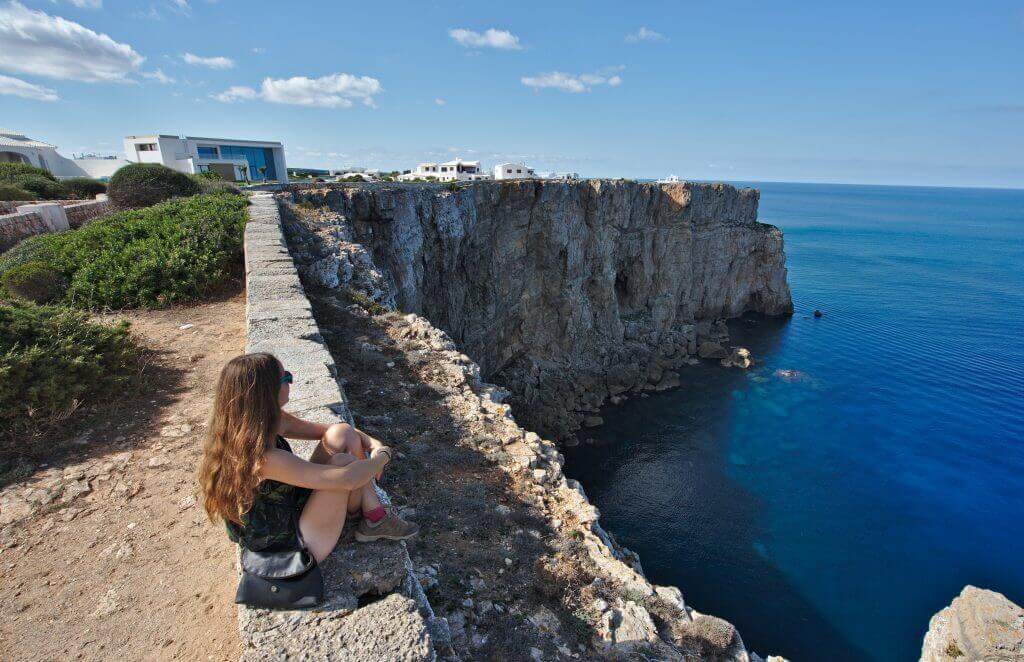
top-left (921, 586), bottom-right (1024, 661)
top-left (290, 180), bottom-right (792, 438)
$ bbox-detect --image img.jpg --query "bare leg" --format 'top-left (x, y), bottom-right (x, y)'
top-left (312, 423), bottom-right (383, 516)
top-left (299, 451), bottom-right (356, 562)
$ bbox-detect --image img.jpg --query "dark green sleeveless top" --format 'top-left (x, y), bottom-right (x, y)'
top-left (225, 437), bottom-right (312, 552)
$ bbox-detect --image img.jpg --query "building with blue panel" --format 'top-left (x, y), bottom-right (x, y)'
top-left (123, 134), bottom-right (288, 183)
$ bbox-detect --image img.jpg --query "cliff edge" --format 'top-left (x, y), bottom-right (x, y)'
top-left (921, 586), bottom-right (1024, 661)
top-left (291, 179), bottom-right (792, 438)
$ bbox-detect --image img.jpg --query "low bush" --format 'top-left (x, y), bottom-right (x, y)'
top-left (0, 185), bottom-right (35, 201)
top-left (0, 193), bottom-right (248, 309)
top-left (191, 173), bottom-right (241, 195)
top-left (0, 300), bottom-right (136, 435)
top-left (0, 163), bottom-right (57, 184)
top-left (107, 163), bottom-right (200, 209)
top-left (13, 174), bottom-right (67, 200)
top-left (0, 261), bottom-right (67, 303)
top-left (62, 178), bottom-right (107, 199)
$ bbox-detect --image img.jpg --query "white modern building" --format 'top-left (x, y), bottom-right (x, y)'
top-left (398, 158), bottom-right (491, 182)
top-left (0, 129), bottom-right (131, 181)
top-left (123, 134), bottom-right (288, 183)
top-left (493, 162), bottom-right (536, 180)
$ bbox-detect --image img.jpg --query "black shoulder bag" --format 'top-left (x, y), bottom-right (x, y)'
top-left (235, 538), bottom-right (324, 609)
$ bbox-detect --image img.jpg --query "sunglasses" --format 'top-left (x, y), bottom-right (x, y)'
top-left (280, 370), bottom-right (293, 385)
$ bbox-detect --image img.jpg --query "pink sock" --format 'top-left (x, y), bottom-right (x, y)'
top-left (364, 506), bottom-right (386, 523)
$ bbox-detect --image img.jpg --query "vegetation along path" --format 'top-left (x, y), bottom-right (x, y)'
top-left (0, 295), bottom-right (245, 661)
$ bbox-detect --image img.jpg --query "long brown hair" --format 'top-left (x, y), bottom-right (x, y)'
top-left (199, 353), bottom-right (283, 524)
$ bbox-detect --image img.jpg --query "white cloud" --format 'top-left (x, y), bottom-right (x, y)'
top-left (449, 27), bottom-right (521, 50)
top-left (0, 73), bottom-right (58, 101)
top-left (61, 0), bottom-right (103, 8)
top-left (251, 47), bottom-right (264, 54)
top-left (522, 67), bottom-right (623, 93)
top-left (181, 52), bottom-right (233, 69)
top-left (0, 2), bottom-right (144, 82)
top-left (212, 73), bottom-right (383, 109)
top-left (141, 68), bottom-right (174, 84)
top-left (434, 97), bottom-right (446, 106)
top-left (211, 85), bottom-right (256, 102)
top-left (625, 27), bottom-right (667, 43)
top-left (521, 72), bottom-right (586, 93)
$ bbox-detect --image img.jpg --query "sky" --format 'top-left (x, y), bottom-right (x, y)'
top-left (1, 0), bottom-right (1022, 188)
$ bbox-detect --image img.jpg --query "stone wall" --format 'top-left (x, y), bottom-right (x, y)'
top-left (0, 198), bottom-right (113, 253)
top-left (0, 210), bottom-right (55, 253)
top-left (290, 180), bottom-right (793, 438)
top-left (65, 199), bottom-right (114, 228)
top-left (239, 192), bottom-right (441, 661)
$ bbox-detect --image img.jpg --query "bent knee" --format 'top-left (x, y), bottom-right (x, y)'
top-left (323, 423), bottom-right (360, 454)
top-left (327, 451), bottom-right (357, 467)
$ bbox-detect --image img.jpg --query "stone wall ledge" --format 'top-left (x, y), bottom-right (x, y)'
top-left (240, 192), bottom-right (441, 661)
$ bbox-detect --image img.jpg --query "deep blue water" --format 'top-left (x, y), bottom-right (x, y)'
top-left (564, 182), bottom-right (1024, 661)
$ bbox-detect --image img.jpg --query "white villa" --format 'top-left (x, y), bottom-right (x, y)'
top-left (493, 162), bottom-right (536, 180)
top-left (123, 134), bottom-right (288, 183)
top-left (0, 129), bottom-right (131, 181)
top-left (398, 158), bottom-right (491, 182)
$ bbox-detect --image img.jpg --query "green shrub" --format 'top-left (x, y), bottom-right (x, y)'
top-left (0, 193), bottom-right (247, 309)
top-left (191, 174), bottom-right (241, 195)
top-left (107, 163), bottom-right (200, 209)
top-left (12, 174), bottom-right (67, 200)
top-left (0, 163), bottom-right (57, 184)
top-left (0, 185), bottom-right (35, 201)
top-left (0, 261), bottom-right (67, 303)
top-left (62, 178), bottom-right (107, 199)
top-left (0, 300), bottom-right (136, 434)
top-left (0, 233), bottom-right (60, 274)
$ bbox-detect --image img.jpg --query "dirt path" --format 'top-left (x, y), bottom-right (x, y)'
top-left (0, 295), bottom-right (244, 661)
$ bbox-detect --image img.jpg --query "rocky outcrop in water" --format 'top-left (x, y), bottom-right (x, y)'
top-left (289, 180), bottom-right (792, 438)
top-left (921, 586), bottom-right (1024, 661)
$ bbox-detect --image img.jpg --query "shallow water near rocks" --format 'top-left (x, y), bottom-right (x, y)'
top-left (564, 182), bottom-right (1024, 661)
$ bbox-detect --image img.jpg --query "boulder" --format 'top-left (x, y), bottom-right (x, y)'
top-left (721, 347), bottom-right (753, 369)
top-left (921, 586), bottom-right (1024, 661)
top-left (597, 599), bottom-right (660, 649)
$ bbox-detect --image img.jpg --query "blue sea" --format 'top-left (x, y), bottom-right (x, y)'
top-left (563, 182), bottom-right (1024, 661)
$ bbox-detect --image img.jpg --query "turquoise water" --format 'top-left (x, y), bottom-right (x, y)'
top-left (564, 182), bottom-right (1024, 661)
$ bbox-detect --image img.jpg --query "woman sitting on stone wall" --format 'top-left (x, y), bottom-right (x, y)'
top-left (198, 352), bottom-right (418, 563)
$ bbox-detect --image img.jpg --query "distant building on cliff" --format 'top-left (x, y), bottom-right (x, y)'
top-left (0, 129), bottom-right (130, 181)
top-left (123, 134), bottom-right (288, 183)
top-left (398, 158), bottom-right (492, 182)
top-left (493, 162), bottom-right (536, 180)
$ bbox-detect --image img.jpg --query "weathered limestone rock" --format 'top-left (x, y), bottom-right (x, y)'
top-left (596, 599), bottom-right (665, 655)
top-left (921, 586), bottom-right (1024, 661)
top-left (721, 347), bottom-right (753, 369)
top-left (290, 180), bottom-right (793, 438)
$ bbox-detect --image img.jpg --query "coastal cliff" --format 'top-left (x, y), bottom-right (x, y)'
top-left (272, 183), bottom-right (795, 659)
top-left (290, 180), bottom-right (792, 438)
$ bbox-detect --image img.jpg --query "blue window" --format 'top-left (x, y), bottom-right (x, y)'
top-left (197, 146), bottom-right (219, 159)
top-left (218, 145), bottom-right (277, 180)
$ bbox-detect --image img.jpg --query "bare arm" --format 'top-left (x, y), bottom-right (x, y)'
top-left (279, 411), bottom-right (328, 440)
top-left (261, 448), bottom-right (388, 492)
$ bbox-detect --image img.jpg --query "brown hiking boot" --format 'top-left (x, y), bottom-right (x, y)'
top-left (354, 507), bottom-right (420, 542)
